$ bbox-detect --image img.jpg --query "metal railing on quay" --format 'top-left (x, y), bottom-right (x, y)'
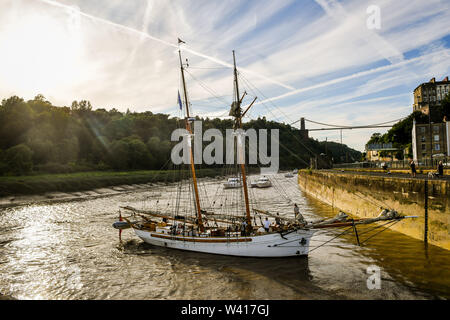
top-left (333, 156), bottom-right (450, 170)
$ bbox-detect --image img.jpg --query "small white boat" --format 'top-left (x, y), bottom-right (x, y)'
top-left (251, 176), bottom-right (272, 188)
top-left (223, 177), bottom-right (242, 189)
top-left (285, 172), bottom-right (294, 178)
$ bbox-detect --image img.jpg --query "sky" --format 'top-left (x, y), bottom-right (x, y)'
top-left (0, 0), bottom-right (449, 151)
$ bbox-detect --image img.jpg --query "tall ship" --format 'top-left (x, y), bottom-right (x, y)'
top-left (113, 40), bottom-right (415, 258)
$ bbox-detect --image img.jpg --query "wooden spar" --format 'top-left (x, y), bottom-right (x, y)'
top-left (254, 208), bottom-right (416, 231)
top-left (239, 91), bottom-right (247, 104)
top-left (307, 216), bottom-right (410, 229)
top-left (122, 206), bottom-right (194, 223)
top-left (241, 97), bottom-right (257, 118)
top-left (233, 50), bottom-right (252, 227)
top-left (240, 154), bottom-right (251, 226)
top-left (308, 220), bottom-right (370, 229)
top-left (179, 48), bottom-right (204, 233)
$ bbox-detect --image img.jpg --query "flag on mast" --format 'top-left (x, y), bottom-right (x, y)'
top-left (177, 90), bottom-right (183, 110)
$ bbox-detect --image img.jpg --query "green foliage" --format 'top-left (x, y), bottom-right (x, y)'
top-left (3, 144), bottom-right (33, 175)
top-left (108, 136), bottom-right (150, 170)
top-left (365, 111), bottom-right (430, 152)
top-left (367, 133), bottom-right (383, 145)
top-left (385, 111), bottom-right (428, 145)
top-left (0, 95), bottom-right (361, 176)
top-left (318, 140), bottom-right (361, 163)
top-left (0, 149), bottom-right (7, 175)
top-left (364, 96), bottom-right (450, 157)
top-left (0, 96), bottom-right (34, 148)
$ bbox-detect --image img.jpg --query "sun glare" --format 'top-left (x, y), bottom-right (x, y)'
top-left (0, 11), bottom-right (83, 96)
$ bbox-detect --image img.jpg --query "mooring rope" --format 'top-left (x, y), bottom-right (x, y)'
top-left (358, 220), bottom-right (401, 246)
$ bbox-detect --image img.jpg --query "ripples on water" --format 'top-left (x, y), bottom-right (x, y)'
top-left (0, 174), bottom-right (449, 300)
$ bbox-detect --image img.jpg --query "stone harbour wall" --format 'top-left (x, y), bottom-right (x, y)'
top-left (298, 170), bottom-right (450, 250)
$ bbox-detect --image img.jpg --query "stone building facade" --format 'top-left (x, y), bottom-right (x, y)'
top-left (412, 119), bottom-right (450, 161)
top-left (413, 76), bottom-right (449, 115)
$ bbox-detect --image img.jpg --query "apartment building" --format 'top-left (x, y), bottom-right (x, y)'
top-left (412, 119), bottom-right (450, 160)
top-left (413, 76), bottom-right (449, 115)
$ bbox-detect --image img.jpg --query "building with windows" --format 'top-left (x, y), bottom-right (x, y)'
top-left (411, 119), bottom-right (450, 161)
top-left (413, 76), bottom-right (449, 115)
top-left (365, 143), bottom-right (401, 162)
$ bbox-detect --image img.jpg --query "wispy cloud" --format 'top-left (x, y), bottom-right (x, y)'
top-left (246, 49), bottom-right (450, 110)
top-left (0, 0), bottom-right (449, 152)
top-left (314, 0), bottom-right (404, 64)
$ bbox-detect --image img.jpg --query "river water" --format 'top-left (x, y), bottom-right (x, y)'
top-left (0, 174), bottom-right (449, 300)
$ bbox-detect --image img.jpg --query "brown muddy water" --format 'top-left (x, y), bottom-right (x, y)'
top-left (0, 174), bottom-right (449, 300)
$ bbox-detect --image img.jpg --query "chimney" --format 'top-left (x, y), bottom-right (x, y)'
top-left (443, 76), bottom-right (449, 82)
top-left (430, 77), bottom-right (436, 83)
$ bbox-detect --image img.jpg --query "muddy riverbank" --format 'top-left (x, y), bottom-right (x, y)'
top-left (0, 168), bottom-right (231, 198)
top-left (0, 183), bottom-right (165, 209)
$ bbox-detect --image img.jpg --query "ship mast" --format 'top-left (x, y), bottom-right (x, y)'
top-left (178, 48), bottom-right (204, 233)
top-left (232, 50), bottom-right (252, 227)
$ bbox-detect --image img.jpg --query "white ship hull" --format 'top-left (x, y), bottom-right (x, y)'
top-left (255, 181), bottom-right (272, 188)
top-left (134, 228), bottom-right (314, 257)
top-left (223, 183), bottom-right (242, 189)
top-left (250, 178), bottom-right (272, 188)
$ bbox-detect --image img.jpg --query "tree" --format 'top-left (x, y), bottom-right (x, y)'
top-left (0, 149), bottom-right (7, 175)
top-left (364, 111), bottom-right (429, 153)
top-left (366, 133), bottom-right (383, 146)
top-left (27, 137), bottom-right (54, 164)
top-left (4, 144), bottom-right (33, 175)
top-left (0, 94), bottom-right (363, 174)
top-left (108, 139), bottom-right (129, 170)
top-left (108, 136), bottom-right (150, 170)
top-left (0, 96), bottom-right (35, 149)
top-left (56, 137), bottom-right (79, 164)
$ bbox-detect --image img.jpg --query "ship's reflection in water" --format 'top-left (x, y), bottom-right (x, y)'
top-left (0, 175), bottom-right (449, 300)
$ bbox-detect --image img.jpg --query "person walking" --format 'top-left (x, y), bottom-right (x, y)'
top-left (410, 160), bottom-right (416, 178)
top-left (437, 161), bottom-right (444, 177)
